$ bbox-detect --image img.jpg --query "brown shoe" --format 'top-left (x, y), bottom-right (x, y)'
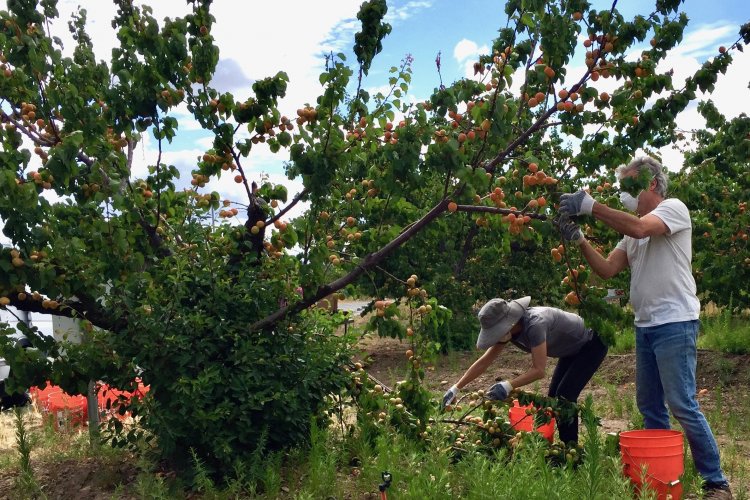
top-left (703, 482), bottom-right (732, 500)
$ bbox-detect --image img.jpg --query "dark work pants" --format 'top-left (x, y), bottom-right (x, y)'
top-left (548, 330), bottom-right (608, 444)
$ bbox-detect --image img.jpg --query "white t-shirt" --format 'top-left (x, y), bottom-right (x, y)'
top-left (614, 198), bottom-right (700, 327)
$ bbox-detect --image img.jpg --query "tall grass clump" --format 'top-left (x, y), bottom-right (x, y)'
top-left (700, 306), bottom-right (750, 354)
top-left (13, 407), bottom-right (43, 498)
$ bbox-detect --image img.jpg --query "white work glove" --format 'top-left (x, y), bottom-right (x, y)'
top-left (440, 385), bottom-right (459, 410)
top-left (486, 380), bottom-right (513, 401)
top-left (559, 190), bottom-right (595, 216)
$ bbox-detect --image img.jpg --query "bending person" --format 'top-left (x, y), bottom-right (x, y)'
top-left (441, 296), bottom-right (607, 444)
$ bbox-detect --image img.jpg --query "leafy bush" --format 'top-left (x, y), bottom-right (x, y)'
top-left (100, 247), bottom-right (356, 476)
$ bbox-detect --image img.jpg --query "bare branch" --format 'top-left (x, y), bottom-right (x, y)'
top-left (266, 187), bottom-right (309, 226)
top-left (249, 198), bottom-right (452, 331)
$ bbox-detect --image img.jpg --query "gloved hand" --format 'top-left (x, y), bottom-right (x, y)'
top-left (559, 190), bottom-right (595, 216)
top-left (559, 218), bottom-right (584, 245)
top-left (486, 380), bottom-right (513, 401)
top-left (441, 385), bottom-right (459, 410)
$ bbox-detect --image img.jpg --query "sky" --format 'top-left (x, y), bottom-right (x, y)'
top-left (1, 0), bottom-right (749, 332)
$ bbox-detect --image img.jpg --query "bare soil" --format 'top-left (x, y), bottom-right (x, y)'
top-left (1, 303), bottom-right (748, 498)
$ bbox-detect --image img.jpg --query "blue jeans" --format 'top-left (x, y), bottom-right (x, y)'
top-left (635, 320), bottom-right (728, 486)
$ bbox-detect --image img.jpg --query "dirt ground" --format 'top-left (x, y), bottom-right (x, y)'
top-left (1, 304), bottom-right (749, 498)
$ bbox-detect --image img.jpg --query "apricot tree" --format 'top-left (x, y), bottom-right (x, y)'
top-left (0, 0), bottom-right (745, 479)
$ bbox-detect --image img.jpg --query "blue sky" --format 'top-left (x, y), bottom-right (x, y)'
top-left (368, 0), bottom-right (745, 98)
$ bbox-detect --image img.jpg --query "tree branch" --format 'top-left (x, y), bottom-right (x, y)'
top-left (454, 205), bottom-right (548, 220)
top-left (249, 198), bottom-right (453, 331)
top-left (266, 187), bottom-right (309, 226)
top-left (4, 294), bottom-right (121, 333)
top-left (454, 223), bottom-right (479, 277)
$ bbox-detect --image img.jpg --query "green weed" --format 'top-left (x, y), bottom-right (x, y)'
top-left (13, 407), bottom-right (44, 499)
top-left (610, 327), bottom-right (636, 354)
top-left (700, 309), bottom-right (750, 354)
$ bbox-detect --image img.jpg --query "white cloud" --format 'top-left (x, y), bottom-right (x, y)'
top-left (209, 1), bottom-right (361, 108)
top-left (668, 24), bottom-right (735, 59)
top-left (365, 84), bottom-right (394, 100)
top-left (707, 48), bottom-right (749, 119)
top-left (452, 39), bottom-right (491, 80)
top-left (454, 39), bottom-right (481, 63)
top-left (386, 1), bottom-right (433, 22)
top-left (211, 58), bottom-right (254, 94)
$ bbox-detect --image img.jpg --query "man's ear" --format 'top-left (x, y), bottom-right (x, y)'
top-left (649, 178), bottom-right (657, 191)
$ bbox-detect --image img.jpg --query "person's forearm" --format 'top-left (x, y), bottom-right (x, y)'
top-left (456, 357), bottom-right (491, 390)
top-left (591, 202), bottom-right (648, 239)
top-left (509, 367), bottom-right (545, 390)
top-left (578, 238), bottom-right (618, 279)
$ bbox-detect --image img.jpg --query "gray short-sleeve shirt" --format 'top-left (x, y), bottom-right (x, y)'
top-left (510, 307), bottom-right (590, 358)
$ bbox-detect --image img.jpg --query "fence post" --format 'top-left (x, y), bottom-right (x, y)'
top-left (87, 379), bottom-right (99, 444)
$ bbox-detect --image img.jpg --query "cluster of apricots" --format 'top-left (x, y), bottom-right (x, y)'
top-left (406, 275), bottom-right (429, 303)
top-left (0, 287), bottom-right (56, 309)
top-left (249, 219), bottom-right (265, 235)
top-left (262, 221), bottom-right (290, 259)
top-left (502, 212), bottom-right (533, 236)
top-left (373, 299), bottom-right (394, 317)
top-left (104, 128), bottom-right (129, 150)
top-left (218, 199), bottom-right (239, 218)
top-left (550, 244), bottom-right (565, 263)
top-left (250, 117), bottom-right (291, 145)
top-left (186, 190), bottom-right (215, 209)
top-left (522, 168), bottom-right (557, 189)
top-left (158, 87), bottom-right (185, 107)
top-left (561, 265), bottom-right (587, 306)
top-left (295, 106), bottom-right (317, 126)
top-left (200, 150), bottom-right (236, 172)
top-left (25, 169), bottom-right (53, 190)
top-left (134, 179), bottom-right (153, 199)
top-left (488, 187), bottom-right (506, 208)
top-left (191, 172), bottom-right (210, 188)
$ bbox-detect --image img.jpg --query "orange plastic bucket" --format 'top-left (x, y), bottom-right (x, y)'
top-left (46, 392), bottom-right (88, 430)
top-left (620, 430), bottom-right (684, 500)
top-left (30, 381), bottom-right (59, 412)
top-left (620, 429), bottom-right (683, 448)
top-left (508, 400), bottom-right (555, 442)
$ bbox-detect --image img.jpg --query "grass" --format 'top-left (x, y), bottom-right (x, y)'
top-left (3, 392), bottom-right (747, 499)
top-left (2, 318), bottom-right (750, 498)
top-left (700, 309), bottom-right (750, 354)
top-left (607, 308), bottom-right (750, 356)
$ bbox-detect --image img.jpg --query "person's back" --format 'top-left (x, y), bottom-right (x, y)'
top-left (509, 306), bottom-right (590, 358)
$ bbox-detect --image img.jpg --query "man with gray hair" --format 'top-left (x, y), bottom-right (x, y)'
top-left (556, 156), bottom-right (732, 498)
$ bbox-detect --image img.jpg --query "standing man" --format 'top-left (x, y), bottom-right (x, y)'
top-left (557, 156), bottom-right (731, 498)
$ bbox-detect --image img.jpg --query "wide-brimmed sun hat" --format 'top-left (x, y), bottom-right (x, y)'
top-left (476, 296), bottom-right (531, 349)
